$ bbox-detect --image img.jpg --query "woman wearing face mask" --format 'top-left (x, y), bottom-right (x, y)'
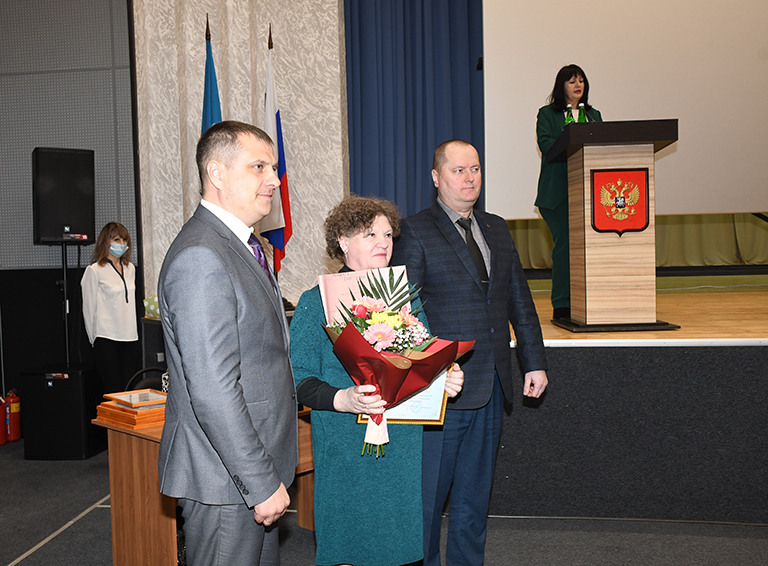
top-left (81, 222), bottom-right (140, 393)
top-left (536, 64), bottom-right (602, 321)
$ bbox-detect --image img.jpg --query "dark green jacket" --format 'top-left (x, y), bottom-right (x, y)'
top-left (535, 104), bottom-right (602, 210)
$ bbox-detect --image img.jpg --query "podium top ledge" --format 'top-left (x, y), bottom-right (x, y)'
top-left (547, 119), bottom-right (678, 163)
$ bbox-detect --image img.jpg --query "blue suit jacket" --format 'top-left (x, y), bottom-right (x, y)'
top-left (391, 201), bottom-right (547, 410)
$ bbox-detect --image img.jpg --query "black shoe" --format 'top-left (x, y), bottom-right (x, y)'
top-left (553, 307), bottom-right (570, 320)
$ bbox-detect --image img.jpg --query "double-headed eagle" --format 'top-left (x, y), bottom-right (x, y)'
top-left (600, 179), bottom-right (639, 221)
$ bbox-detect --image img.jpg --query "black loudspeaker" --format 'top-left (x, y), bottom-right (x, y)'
top-left (32, 147), bottom-right (95, 245)
top-left (20, 365), bottom-right (107, 460)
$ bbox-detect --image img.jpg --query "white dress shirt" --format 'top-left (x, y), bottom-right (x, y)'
top-left (200, 198), bottom-right (255, 254)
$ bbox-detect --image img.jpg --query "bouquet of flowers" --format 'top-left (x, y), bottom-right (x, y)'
top-left (323, 268), bottom-right (473, 457)
top-left (330, 298), bottom-right (434, 355)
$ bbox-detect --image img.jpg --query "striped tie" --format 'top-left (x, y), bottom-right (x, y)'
top-left (248, 234), bottom-right (274, 285)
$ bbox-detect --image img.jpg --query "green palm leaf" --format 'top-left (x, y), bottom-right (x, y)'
top-left (357, 268), bottom-right (420, 311)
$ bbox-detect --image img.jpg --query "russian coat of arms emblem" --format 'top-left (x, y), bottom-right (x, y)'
top-left (591, 169), bottom-right (649, 236)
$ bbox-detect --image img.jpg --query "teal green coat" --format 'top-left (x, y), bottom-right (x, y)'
top-left (535, 104), bottom-right (602, 210)
top-left (290, 286), bottom-right (423, 566)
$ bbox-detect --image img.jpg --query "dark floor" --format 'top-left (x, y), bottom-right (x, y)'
top-left (2, 438), bottom-right (768, 566)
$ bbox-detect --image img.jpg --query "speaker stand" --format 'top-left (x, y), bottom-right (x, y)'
top-left (57, 242), bottom-right (72, 366)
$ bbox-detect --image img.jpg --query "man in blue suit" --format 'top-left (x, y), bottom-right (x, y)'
top-left (391, 140), bottom-right (548, 566)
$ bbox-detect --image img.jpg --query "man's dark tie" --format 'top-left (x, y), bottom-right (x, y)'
top-left (456, 217), bottom-right (489, 292)
top-left (248, 234), bottom-right (274, 285)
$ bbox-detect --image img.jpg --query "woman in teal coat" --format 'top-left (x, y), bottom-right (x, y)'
top-left (290, 196), bottom-right (464, 566)
top-left (536, 64), bottom-right (602, 320)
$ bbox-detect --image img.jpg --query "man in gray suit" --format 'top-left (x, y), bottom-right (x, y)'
top-left (158, 121), bottom-right (298, 566)
top-left (391, 140), bottom-right (548, 566)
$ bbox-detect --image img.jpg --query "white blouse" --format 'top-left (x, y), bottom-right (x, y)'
top-left (81, 261), bottom-right (139, 345)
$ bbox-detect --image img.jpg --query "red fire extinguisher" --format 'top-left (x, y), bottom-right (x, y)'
top-left (5, 389), bottom-right (20, 442)
top-left (0, 396), bottom-right (6, 445)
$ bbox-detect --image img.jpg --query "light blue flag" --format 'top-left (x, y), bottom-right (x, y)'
top-left (202, 19), bottom-right (222, 135)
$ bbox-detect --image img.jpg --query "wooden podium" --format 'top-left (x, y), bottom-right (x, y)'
top-left (546, 120), bottom-right (679, 332)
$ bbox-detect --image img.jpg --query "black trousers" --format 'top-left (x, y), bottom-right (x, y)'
top-left (92, 337), bottom-right (141, 394)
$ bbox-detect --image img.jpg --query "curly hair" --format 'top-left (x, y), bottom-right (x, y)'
top-left (93, 222), bottom-right (131, 266)
top-left (324, 196), bottom-right (401, 261)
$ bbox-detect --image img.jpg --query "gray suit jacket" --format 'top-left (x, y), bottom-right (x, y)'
top-left (391, 201), bottom-right (547, 410)
top-left (157, 205), bottom-right (298, 508)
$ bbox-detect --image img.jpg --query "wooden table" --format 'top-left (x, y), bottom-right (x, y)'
top-left (94, 409), bottom-right (315, 566)
top-left (295, 409), bottom-right (315, 530)
top-left (93, 421), bottom-right (177, 566)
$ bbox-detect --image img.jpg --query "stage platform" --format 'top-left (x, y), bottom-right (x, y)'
top-left (493, 274), bottom-right (767, 524)
top-left (521, 275), bottom-right (768, 345)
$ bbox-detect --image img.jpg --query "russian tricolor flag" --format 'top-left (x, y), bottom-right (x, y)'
top-left (260, 40), bottom-right (292, 273)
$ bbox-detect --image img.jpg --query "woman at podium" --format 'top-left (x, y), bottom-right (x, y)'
top-left (81, 222), bottom-right (140, 394)
top-left (535, 64), bottom-right (602, 320)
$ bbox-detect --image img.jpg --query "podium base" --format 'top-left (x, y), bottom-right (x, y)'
top-left (552, 318), bottom-right (680, 333)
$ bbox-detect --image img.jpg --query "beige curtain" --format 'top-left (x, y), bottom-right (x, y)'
top-left (131, 0), bottom-right (349, 302)
top-left (509, 214), bottom-right (768, 269)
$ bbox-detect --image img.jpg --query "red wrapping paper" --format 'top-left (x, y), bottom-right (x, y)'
top-left (327, 323), bottom-right (474, 424)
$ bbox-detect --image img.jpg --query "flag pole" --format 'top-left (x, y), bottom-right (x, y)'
top-left (261, 22), bottom-right (292, 285)
top-left (265, 24), bottom-right (290, 310)
top-left (267, 22), bottom-right (280, 280)
top-left (267, 24), bottom-right (277, 280)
